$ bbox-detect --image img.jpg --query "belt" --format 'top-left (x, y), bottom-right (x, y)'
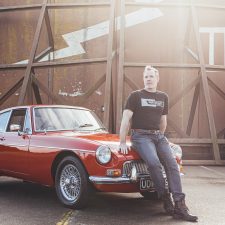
top-left (131, 129), bottom-right (161, 134)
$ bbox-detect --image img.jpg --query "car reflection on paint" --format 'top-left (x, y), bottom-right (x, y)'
top-left (0, 105), bottom-right (182, 209)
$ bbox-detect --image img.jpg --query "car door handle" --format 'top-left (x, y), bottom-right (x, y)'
top-left (0, 137), bottom-right (5, 141)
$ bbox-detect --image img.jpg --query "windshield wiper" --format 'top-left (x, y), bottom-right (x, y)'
top-left (79, 123), bottom-right (94, 128)
top-left (94, 127), bottom-right (107, 131)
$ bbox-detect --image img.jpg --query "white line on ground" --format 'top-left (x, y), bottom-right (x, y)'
top-left (200, 166), bottom-right (225, 178)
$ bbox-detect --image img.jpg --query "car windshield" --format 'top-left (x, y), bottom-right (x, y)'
top-left (34, 107), bottom-right (106, 132)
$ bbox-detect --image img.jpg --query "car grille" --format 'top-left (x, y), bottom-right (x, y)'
top-left (122, 160), bottom-right (150, 177)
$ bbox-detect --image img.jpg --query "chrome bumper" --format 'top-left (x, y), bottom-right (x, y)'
top-left (89, 163), bottom-right (150, 184)
top-left (89, 174), bottom-right (150, 185)
top-left (89, 176), bottom-right (132, 184)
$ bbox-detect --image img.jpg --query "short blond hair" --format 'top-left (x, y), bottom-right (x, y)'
top-left (143, 65), bottom-right (159, 77)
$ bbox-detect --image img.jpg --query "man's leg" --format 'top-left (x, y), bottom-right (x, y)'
top-left (156, 135), bottom-right (184, 201)
top-left (157, 134), bottom-right (198, 222)
top-left (131, 132), bottom-right (174, 215)
top-left (131, 132), bottom-right (166, 197)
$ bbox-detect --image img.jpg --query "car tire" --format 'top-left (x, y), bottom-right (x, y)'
top-left (55, 156), bottom-right (89, 209)
top-left (140, 191), bottom-right (159, 200)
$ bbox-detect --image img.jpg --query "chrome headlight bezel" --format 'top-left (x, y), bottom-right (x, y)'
top-left (170, 143), bottom-right (182, 160)
top-left (96, 145), bottom-right (112, 164)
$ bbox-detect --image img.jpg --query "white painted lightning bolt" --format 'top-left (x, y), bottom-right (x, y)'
top-left (15, 0), bottom-right (163, 64)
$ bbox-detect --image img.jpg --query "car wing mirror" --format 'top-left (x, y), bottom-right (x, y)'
top-left (18, 128), bottom-right (31, 136)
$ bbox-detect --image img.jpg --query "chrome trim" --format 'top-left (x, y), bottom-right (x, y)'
top-left (123, 160), bottom-right (149, 177)
top-left (89, 174), bottom-right (151, 184)
top-left (3, 144), bottom-right (27, 147)
top-left (29, 145), bottom-right (95, 153)
top-left (89, 176), bottom-right (131, 184)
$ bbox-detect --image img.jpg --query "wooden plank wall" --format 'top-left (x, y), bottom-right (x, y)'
top-left (0, 0), bottom-right (225, 164)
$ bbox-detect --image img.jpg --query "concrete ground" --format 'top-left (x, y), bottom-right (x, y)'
top-left (0, 166), bottom-right (225, 225)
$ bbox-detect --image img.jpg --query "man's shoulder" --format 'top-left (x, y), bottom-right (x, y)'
top-left (156, 90), bottom-right (168, 98)
top-left (130, 89), bottom-right (142, 96)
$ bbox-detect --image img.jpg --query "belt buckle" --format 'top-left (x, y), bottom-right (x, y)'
top-left (149, 130), bottom-right (159, 134)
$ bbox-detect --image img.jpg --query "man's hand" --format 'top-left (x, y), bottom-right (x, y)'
top-left (119, 143), bottom-right (130, 154)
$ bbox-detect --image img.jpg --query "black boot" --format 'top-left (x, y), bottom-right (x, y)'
top-left (162, 193), bottom-right (174, 216)
top-left (173, 198), bottom-right (198, 222)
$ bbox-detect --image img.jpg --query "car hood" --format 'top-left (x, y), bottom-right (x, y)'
top-left (43, 131), bottom-right (140, 160)
top-left (76, 132), bottom-right (141, 160)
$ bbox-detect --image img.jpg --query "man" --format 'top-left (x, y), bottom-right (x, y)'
top-left (119, 66), bottom-right (198, 222)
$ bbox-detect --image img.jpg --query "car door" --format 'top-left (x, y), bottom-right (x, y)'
top-left (1, 108), bottom-right (31, 177)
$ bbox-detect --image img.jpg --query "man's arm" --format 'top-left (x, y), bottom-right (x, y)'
top-left (159, 115), bottom-right (167, 134)
top-left (119, 109), bottom-right (133, 154)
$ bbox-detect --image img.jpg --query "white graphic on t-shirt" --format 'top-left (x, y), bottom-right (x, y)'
top-left (141, 98), bottom-right (164, 107)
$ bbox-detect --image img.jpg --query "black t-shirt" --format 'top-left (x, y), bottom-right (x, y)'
top-left (124, 89), bottom-right (169, 130)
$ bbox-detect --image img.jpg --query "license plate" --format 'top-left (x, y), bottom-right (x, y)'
top-left (140, 178), bottom-right (154, 190)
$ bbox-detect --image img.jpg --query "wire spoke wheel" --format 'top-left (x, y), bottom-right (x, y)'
top-left (55, 156), bottom-right (89, 209)
top-left (60, 164), bottom-right (81, 202)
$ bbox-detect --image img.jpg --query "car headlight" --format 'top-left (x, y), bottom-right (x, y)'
top-left (170, 143), bottom-right (182, 160)
top-left (96, 145), bottom-right (112, 164)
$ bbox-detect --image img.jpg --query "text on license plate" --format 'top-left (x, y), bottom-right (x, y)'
top-left (140, 178), bottom-right (154, 190)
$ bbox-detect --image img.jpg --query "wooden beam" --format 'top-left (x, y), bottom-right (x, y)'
top-left (0, 4), bottom-right (41, 12)
top-left (169, 138), bottom-right (211, 144)
top-left (167, 118), bottom-right (189, 138)
top-left (32, 82), bottom-right (42, 104)
top-left (18, 0), bottom-right (47, 105)
top-left (32, 76), bottom-right (69, 105)
top-left (0, 58), bottom-right (107, 70)
top-left (116, 0), bottom-right (125, 133)
top-left (0, 77), bottom-right (23, 105)
top-left (44, 8), bottom-right (54, 105)
top-left (2, 62), bottom-right (225, 71)
top-left (124, 62), bottom-right (201, 68)
top-left (208, 77), bottom-right (225, 100)
top-left (169, 138), bottom-right (225, 144)
top-left (0, 2), bottom-right (110, 12)
top-left (103, 0), bottom-right (115, 129)
top-left (169, 76), bottom-right (200, 109)
top-left (31, 70), bottom-right (42, 104)
top-left (183, 160), bottom-right (225, 166)
top-left (191, 5), bottom-right (221, 163)
top-left (47, 2), bottom-right (110, 9)
top-left (44, 9), bottom-right (54, 49)
top-left (125, 74), bottom-right (140, 91)
top-left (186, 83), bottom-right (200, 135)
top-left (124, 62), bottom-right (225, 71)
top-left (34, 46), bottom-right (52, 63)
top-left (33, 57), bottom-right (106, 68)
top-left (125, 2), bottom-right (225, 10)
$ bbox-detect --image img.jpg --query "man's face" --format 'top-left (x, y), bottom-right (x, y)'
top-left (143, 70), bottom-right (159, 90)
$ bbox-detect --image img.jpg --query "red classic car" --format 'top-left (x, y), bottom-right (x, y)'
top-left (0, 105), bottom-right (182, 209)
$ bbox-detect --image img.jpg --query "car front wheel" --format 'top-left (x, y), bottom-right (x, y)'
top-left (55, 156), bottom-right (89, 209)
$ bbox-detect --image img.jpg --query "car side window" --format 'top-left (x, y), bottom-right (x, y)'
top-left (0, 111), bottom-right (11, 132)
top-left (6, 109), bottom-right (27, 132)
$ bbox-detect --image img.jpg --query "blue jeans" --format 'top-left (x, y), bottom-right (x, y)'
top-left (131, 129), bottom-right (185, 201)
